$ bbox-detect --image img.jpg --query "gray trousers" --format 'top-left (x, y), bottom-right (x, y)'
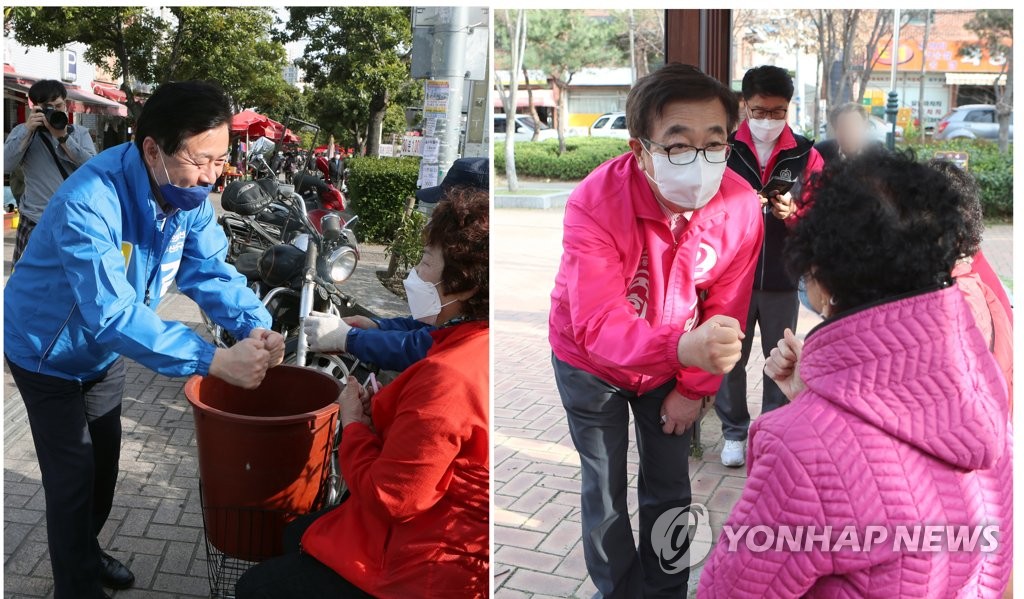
top-left (715, 289), bottom-right (798, 441)
top-left (553, 354), bottom-right (692, 599)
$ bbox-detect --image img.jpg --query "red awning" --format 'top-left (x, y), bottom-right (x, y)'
top-left (232, 109), bottom-right (269, 133)
top-left (65, 85), bottom-right (127, 117)
top-left (4, 72), bottom-right (125, 116)
top-left (92, 81), bottom-right (127, 103)
top-left (493, 88), bottom-right (556, 109)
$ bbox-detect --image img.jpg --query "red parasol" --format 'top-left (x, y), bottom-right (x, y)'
top-left (231, 109), bottom-right (269, 133)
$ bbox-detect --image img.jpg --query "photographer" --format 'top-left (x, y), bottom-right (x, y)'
top-left (4, 79), bottom-right (97, 263)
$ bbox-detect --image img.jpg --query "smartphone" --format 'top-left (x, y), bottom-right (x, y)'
top-left (761, 176), bottom-right (796, 199)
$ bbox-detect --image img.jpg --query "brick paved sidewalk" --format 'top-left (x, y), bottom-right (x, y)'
top-left (2, 214), bottom-right (406, 598)
top-left (492, 208), bottom-right (1013, 599)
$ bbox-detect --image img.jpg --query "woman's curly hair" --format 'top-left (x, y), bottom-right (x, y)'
top-left (927, 159), bottom-right (984, 258)
top-left (423, 185), bottom-right (489, 321)
top-left (785, 148), bottom-right (966, 315)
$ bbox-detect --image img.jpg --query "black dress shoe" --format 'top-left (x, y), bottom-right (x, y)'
top-left (100, 551), bottom-right (135, 590)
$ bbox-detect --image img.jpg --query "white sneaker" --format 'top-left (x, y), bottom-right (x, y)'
top-left (721, 439), bottom-right (746, 467)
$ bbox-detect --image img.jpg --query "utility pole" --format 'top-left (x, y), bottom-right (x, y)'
top-left (917, 9), bottom-right (931, 138)
top-left (435, 6), bottom-right (469, 186)
top-left (886, 8), bottom-right (901, 150)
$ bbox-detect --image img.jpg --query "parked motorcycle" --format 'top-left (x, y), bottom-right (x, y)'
top-left (209, 173), bottom-right (373, 371)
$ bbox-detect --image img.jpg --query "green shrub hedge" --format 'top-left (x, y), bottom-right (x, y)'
top-left (495, 137), bottom-right (630, 181)
top-left (907, 140), bottom-right (1013, 220)
top-left (346, 156), bottom-right (421, 243)
top-left (498, 136), bottom-right (1012, 220)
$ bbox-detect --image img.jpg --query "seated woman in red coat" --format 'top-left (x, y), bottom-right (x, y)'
top-left (236, 186), bottom-right (490, 599)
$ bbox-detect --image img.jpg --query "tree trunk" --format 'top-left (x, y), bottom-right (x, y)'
top-left (524, 67), bottom-right (543, 142)
top-left (997, 52), bottom-right (1012, 154)
top-left (497, 10), bottom-right (527, 192)
top-left (367, 91), bottom-right (387, 157)
top-left (556, 80), bottom-right (568, 156)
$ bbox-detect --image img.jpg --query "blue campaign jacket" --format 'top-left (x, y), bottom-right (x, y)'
top-left (4, 143), bottom-right (272, 381)
top-left (346, 317), bottom-right (434, 371)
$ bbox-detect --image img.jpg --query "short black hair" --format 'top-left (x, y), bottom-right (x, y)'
top-left (786, 148), bottom-right (964, 314)
top-left (134, 81), bottom-right (233, 155)
top-left (626, 63), bottom-right (740, 139)
top-left (742, 65), bottom-right (794, 102)
top-left (828, 102), bottom-right (868, 127)
top-left (929, 159), bottom-right (984, 258)
top-left (28, 80), bottom-right (67, 105)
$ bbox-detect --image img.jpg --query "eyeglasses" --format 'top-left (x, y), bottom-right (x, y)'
top-left (748, 108), bottom-right (788, 120)
top-left (641, 138), bottom-right (732, 165)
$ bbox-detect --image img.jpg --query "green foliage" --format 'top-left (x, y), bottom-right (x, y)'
top-left (285, 7), bottom-right (412, 157)
top-left (7, 7), bottom-right (164, 118)
top-left (495, 137), bottom-right (631, 180)
top-left (346, 156), bottom-right (421, 243)
top-left (910, 140), bottom-right (1013, 219)
top-left (6, 7), bottom-right (293, 120)
top-left (385, 209), bottom-right (427, 276)
top-left (521, 11), bottom-right (627, 82)
top-left (164, 8), bottom-right (293, 116)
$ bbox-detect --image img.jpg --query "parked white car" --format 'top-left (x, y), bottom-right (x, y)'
top-left (494, 114), bottom-right (558, 142)
top-left (589, 112), bottom-right (630, 139)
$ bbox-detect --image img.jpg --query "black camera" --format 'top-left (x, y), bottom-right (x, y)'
top-left (39, 106), bottom-right (69, 130)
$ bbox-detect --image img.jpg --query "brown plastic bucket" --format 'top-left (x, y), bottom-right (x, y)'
top-left (185, 365), bottom-right (342, 561)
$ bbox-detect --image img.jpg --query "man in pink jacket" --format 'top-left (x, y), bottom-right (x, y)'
top-left (550, 64), bottom-right (764, 598)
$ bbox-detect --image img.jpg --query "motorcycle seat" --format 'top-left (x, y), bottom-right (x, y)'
top-left (233, 252), bottom-right (263, 282)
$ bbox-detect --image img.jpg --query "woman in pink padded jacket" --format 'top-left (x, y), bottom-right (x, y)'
top-left (697, 149), bottom-right (1012, 598)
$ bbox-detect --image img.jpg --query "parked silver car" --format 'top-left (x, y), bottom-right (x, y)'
top-left (934, 104), bottom-right (1014, 142)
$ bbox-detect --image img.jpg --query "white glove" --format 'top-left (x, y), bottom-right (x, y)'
top-left (303, 311), bottom-right (352, 353)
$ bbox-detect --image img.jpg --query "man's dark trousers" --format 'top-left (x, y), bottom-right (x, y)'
top-left (7, 356), bottom-right (126, 599)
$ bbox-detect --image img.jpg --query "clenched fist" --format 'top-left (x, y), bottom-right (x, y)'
top-left (677, 314), bottom-right (745, 375)
top-left (764, 328), bottom-right (805, 400)
top-left (209, 338), bottom-right (271, 390)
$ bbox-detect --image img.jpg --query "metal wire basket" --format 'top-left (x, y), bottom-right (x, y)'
top-left (198, 487), bottom-right (302, 598)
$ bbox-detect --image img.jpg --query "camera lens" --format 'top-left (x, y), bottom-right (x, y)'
top-left (45, 107), bottom-right (69, 130)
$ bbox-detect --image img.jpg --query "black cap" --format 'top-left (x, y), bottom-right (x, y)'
top-left (416, 157), bottom-right (489, 204)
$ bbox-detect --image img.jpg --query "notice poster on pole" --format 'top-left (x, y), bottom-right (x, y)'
top-left (418, 160), bottom-right (439, 188)
top-left (423, 116), bottom-right (437, 137)
top-left (424, 80), bottom-right (450, 113)
top-left (421, 138), bottom-right (440, 162)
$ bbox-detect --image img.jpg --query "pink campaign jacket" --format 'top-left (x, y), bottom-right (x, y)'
top-left (698, 286), bottom-right (1013, 598)
top-left (549, 152), bottom-right (764, 398)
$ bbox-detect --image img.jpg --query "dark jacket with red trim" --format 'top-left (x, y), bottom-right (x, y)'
top-left (728, 120), bottom-right (824, 291)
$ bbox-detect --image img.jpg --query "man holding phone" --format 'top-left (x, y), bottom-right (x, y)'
top-left (716, 65), bottom-right (823, 468)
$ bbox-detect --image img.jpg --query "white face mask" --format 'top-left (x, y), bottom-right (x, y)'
top-left (403, 267), bottom-right (456, 325)
top-left (747, 113), bottom-right (788, 144)
top-left (641, 146), bottom-right (728, 211)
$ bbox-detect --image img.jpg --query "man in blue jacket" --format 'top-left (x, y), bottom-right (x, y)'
top-left (303, 157), bottom-right (489, 371)
top-left (4, 81), bottom-right (283, 599)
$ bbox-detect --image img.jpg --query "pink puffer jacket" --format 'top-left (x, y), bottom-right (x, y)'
top-left (698, 285), bottom-right (1012, 598)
